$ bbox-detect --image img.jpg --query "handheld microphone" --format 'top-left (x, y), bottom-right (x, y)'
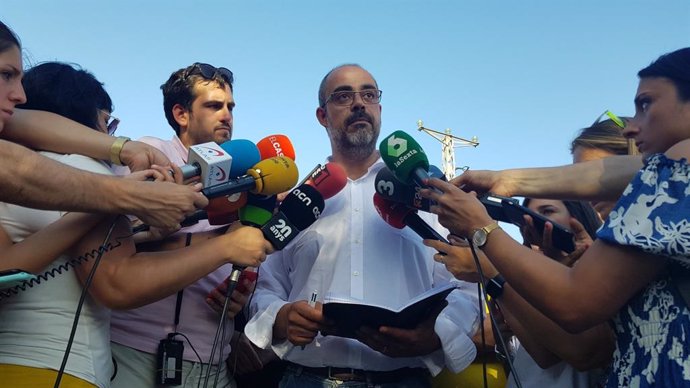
top-left (373, 193), bottom-right (449, 245)
top-left (256, 134), bottom-right (296, 161)
top-left (178, 142), bottom-right (233, 186)
top-left (374, 165), bottom-right (445, 212)
top-left (379, 130), bottom-right (431, 187)
top-left (220, 139), bottom-right (261, 178)
top-left (261, 184), bottom-right (325, 250)
top-left (238, 194), bottom-right (277, 227)
top-left (206, 192), bottom-right (246, 225)
top-left (201, 156), bottom-right (298, 198)
top-left (304, 162), bottom-right (347, 199)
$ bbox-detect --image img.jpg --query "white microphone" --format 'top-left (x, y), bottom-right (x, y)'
top-left (179, 142), bottom-right (233, 187)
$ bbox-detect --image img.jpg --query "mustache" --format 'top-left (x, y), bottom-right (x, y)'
top-left (345, 111), bottom-right (373, 126)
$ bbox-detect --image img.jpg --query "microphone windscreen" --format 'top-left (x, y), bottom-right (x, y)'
top-left (279, 184), bottom-right (325, 230)
top-left (428, 164), bottom-right (446, 181)
top-left (372, 193), bottom-right (408, 229)
top-left (206, 192), bottom-right (247, 225)
top-left (219, 139), bottom-right (261, 178)
top-left (378, 130), bottom-right (429, 185)
top-left (305, 162), bottom-right (347, 199)
top-left (256, 134), bottom-right (296, 161)
top-left (239, 194), bottom-right (277, 227)
top-left (375, 166), bottom-right (433, 212)
top-left (246, 156), bottom-right (299, 195)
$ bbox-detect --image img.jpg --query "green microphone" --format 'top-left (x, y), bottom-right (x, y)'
top-left (378, 130), bottom-right (431, 186)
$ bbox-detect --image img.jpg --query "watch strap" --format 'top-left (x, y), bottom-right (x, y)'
top-left (485, 274), bottom-right (505, 299)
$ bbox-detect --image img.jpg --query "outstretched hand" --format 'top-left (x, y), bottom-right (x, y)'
top-left (421, 178), bottom-right (494, 238)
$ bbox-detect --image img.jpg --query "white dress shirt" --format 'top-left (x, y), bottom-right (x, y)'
top-left (245, 158), bottom-right (479, 375)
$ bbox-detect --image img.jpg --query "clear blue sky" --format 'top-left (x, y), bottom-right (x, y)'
top-left (4, 1), bottom-right (690, 178)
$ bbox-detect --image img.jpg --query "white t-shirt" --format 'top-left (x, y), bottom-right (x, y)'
top-left (0, 152), bottom-right (114, 388)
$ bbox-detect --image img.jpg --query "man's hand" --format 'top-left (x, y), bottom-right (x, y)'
top-left (206, 275), bottom-right (256, 318)
top-left (274, 301), bottom-right (331, 347)
top-left (355, 300), bottom-right (447, 358)
top-left (119, 140), bottom-right (174, 172)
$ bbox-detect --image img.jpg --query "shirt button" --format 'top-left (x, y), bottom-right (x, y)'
top-left (353, 271), bottom-right (360, 276)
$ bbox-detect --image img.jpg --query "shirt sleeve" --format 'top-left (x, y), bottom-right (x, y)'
top-left (597, 154), bottom-right (690, 265)
top-left (244, 250), bottom-right (293, 356)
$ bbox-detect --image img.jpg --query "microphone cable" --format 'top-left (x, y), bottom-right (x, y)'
top-left (202, 265), bottom-right (243, 388)
top-left (469, 242), bottom-right (523, 388)
top-left (54, 217), bottom-right (118, 388)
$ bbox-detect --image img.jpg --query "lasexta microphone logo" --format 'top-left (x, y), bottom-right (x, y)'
top-left (387, 135), bottom-right (407, 157)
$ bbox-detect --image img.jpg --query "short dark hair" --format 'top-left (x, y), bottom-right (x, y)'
top-left (0, 20), bottom-right (21, 54)
top-left (318, 63), bottom-right (376, 107)
top-left (161, 63), bottom-right (234, 136)
top-left (638, 47), bottom-right (690, 101)
top-left (19, 62), bottom-right (113, 131)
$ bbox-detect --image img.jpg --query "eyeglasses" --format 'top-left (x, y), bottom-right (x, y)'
top-left (325, 89), bottom-right (382, 106)
top-left (102, 110), bottom-right (120, 135)
top-left (184, 62), bottom-right (234, 84)
top-left (592, 110), bottom-right (625, 129)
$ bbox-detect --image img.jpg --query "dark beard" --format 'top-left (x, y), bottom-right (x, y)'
top-left (333, 126), bottom-right (378, 161)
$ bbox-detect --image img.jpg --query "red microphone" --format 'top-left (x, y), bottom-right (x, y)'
top-left (373, 193), bottom-right (448, 244)
top-left (205, 192), bottom-right (247, 225)
top-left (256, 134), bottom-right (296, 161)
top-left (304, 162), bottom-right (347, 199)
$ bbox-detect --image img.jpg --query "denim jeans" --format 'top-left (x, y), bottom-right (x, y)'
top-left (278, 365), bottom-right (431, 388)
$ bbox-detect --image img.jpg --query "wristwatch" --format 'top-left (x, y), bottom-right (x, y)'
top-left (471, 221), bottom-right (501, 248)
top-left (485, 274), bottom-right (506, 299)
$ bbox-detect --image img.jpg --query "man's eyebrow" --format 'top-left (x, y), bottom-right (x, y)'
top-left (331, 84), bottom-right (378, 93)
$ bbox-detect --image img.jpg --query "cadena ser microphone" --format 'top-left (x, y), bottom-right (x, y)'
top-left (178, 142), bottom-right (233, 186)
top-left (374, 165), bottom-right (445, 212)
top-left (261, 184), bottom-right (325, 250)
top-left (304, 162), bottom-right (347, 199)
top-left (257, 134), bottom-right (296, 161)
top-left (373, 193), bottom-right (449, 244)
top-left (202, 156), bottom-right (298, 199)
top-left (379, 130), bottom-right (432, 187)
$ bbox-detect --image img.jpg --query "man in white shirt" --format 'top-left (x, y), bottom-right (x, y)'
top-left (245, 64), bottom-right (480, 387)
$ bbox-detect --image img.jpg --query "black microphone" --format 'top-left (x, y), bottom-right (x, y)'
top-left (261, 184), bottom-right (325, 250)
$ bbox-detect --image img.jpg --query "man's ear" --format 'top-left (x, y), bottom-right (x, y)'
top-left (172, 103), bottom-right (189, 131)
top-left (316, 106), bottom-right (328, 128)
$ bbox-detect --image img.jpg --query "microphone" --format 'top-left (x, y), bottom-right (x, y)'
top-left (379, 130), bottom-right (432, 187)
top-left (373, 193), bottom-right (449, 244)
top-left (178, 141), bottom-right (233, 186)
top-left (238, 194), bottom-right (278, 227)
top-left (261, 184), bottom-right (325, 250)
top-left (202, 156), bottom-right (298, 198)
top-left (256, 134), bottom-right (296, 161)
top-left (220, 139), bottom-right (261, 178)
top-left (304, 162), bottom-right (347, 199)
top-left (374, 165), bottom-right (445, 212)
top-left (206, 192), bottom-right (246, 225)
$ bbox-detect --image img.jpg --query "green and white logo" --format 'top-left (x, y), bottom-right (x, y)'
top-left (387, 135), bottom-right (407, 157)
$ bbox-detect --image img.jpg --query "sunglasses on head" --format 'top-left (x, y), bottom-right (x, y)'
top-left (184, 62), bottom-right (234, 84)
top-left (592, 110), bottom-right (625, 129)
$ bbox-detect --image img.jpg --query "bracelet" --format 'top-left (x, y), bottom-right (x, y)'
top-left (485, 274), bottom-right (506, 299)
top-left (109, 136), bottom-right (131, 166)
